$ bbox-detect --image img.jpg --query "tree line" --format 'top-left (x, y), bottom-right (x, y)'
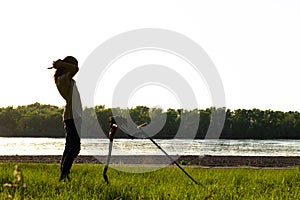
top-left (0, 102), bottom-right (300, 139)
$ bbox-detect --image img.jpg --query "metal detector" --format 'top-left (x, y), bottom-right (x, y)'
top-left (103, 119), bottom-right (199, 185)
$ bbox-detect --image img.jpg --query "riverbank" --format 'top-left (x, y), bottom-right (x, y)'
top-left (1, 155), bottom-right (300, 167)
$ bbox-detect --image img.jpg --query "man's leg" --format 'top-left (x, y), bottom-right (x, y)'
top-left (60, 119), bottom-right (81, 181)
top-left (60, 133), bottom-right (71, 173)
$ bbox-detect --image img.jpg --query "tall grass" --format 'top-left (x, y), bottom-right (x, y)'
top-left (1, 163), bottom-right (300, 199)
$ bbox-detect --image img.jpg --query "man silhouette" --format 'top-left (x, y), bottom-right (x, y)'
top-left (49, 56), bottom-right (82, 181)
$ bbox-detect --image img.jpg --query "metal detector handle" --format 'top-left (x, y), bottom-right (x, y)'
top-left (109, 124), bottom-right (118, 142)
top-left (137, 123), bottom-right (148, 139)
top-left (137, 122), bottom-right (148, 129)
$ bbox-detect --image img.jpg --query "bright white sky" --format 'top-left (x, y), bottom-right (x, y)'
top-left (0, 0), bottom-right (300, 111)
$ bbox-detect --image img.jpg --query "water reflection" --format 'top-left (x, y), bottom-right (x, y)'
top-left (1, 137), bottom-right (300, 156)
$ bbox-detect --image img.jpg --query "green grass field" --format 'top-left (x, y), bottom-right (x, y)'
top-left (1, 163), bottom-right (300, 200)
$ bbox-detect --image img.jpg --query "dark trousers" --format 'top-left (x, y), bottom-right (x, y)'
top-left (60, 118), bottom-right (81, 178)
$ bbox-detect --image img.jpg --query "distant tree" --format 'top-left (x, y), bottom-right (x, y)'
top-left (0, 106), bottom-right (20, 135)
top-left (1, 103), bottom-right (300, 139)
top-left (231, 109), bottom-right (251, 138)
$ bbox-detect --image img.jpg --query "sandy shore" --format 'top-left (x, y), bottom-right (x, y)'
top-left (1, 155), bottom-right (300, 168)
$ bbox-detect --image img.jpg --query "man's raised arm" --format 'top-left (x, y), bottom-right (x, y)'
top-left (53, 60), bottom-right (79, 78)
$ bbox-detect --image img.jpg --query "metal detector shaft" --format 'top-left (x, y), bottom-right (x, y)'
top-left (138, 124), bottom-right (198, 185)
top-left (148, 136), bottom-right (198, 184)
top-left (103, 140), bottom-right (113, 184)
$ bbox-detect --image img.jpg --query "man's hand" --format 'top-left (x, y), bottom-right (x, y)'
top-left (52, 59), bottom-right (63, 69)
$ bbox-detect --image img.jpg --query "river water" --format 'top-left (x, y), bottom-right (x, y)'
top-left (1, 137), bottom-right (300, 156)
